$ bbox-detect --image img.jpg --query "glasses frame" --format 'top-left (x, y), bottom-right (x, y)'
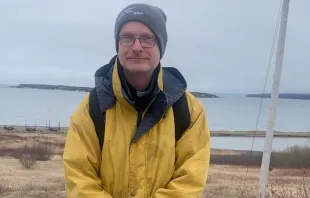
top-left (118, 35), bottom-right (157, 48)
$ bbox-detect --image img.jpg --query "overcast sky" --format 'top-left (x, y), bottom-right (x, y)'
top-left (0, 0), bottom-right (309, 93)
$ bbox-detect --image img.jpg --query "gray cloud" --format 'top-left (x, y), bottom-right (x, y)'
top-left (0, 0), bottom-right (309, 93)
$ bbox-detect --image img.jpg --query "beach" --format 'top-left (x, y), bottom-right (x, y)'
top-left (2, 124), bottom-right (310, 138)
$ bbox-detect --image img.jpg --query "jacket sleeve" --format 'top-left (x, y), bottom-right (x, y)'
top-left (63, 94), bottom-right (113, 198)
top-left (151, 94), bottom-right (211, 198)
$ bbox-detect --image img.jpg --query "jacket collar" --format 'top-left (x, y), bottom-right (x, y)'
top-left (112, 57), bottom-right (163, 111)
top-left (94, 55), bottom-right (187, 143)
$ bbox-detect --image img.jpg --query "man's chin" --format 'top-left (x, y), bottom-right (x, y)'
top-left (125, 64), bottom-right (150, 73)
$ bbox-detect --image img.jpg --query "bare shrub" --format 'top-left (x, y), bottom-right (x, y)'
top-left (270, 145), bottom-right (310, 168)
top-left (14, 142), bottom-right (53, 162)
top-left (0, 146), bottom-right (16, 157)
top-left (211, 145), bottom-right (310, 168)
top-left (210, 152), bottom-right (262, 166)
top-left (32, 142), bottom-right (53, 161)
top-left (19, 154), bottom-right (36, 169)
top-left (16, 142), bottom-right (53, 168)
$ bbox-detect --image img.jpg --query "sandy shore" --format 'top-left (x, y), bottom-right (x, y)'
top-left (211, 130), bottom-right (310, 138)
top-left (1, 125), bottom-right (310, 138)
top-left (0, 130), bottom-right (309, 197)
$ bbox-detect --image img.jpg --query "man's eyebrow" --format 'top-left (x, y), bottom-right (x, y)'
top-left (139, 32), bottom-right (154, 37)
top-left (119, 31), bottom-right (133, 36)
top-left (119, 32), bottom-right (154, 37)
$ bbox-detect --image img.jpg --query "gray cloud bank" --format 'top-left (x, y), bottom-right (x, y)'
top-left (0, 0), bottom-right (309, 94)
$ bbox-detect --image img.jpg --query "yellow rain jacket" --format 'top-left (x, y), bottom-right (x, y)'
top-left (63, 56), bottom-right (211, 198)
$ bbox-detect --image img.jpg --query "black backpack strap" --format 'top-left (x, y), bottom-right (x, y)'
top-left (172, 93), bottom-right (191, 142)
top-left (89, 88), bottom-right (106, 151)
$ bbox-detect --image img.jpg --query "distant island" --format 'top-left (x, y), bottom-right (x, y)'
top-left (247, 93), bottom-right (310, 100)
top-left (190, 92), bottom-right (219, 98)
top-left (11, 84), bottom-right (93, 92)
top-left (11, 84), bottom-right (219, 98)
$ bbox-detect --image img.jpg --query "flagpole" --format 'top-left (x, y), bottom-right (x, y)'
top-left (257, 0), bottom-right (291, 197)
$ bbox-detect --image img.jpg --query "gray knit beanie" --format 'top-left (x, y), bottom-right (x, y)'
top-left (114, 3), bottom-right (168, 59)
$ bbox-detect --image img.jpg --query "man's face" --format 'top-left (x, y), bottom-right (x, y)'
top-left (117, 21), bottom-right (160, 74)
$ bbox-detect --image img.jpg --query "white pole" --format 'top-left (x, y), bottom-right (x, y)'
top-left (258, 0), bottom-right (290, 197)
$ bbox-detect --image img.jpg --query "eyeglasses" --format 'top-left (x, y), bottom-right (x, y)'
top-left (119, 35), bottom-right (156, 48)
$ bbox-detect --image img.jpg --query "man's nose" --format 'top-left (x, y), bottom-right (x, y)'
top-left (132, 38), bottom-right (143, 52)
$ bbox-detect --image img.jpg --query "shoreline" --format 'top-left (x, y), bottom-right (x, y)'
top-left (247, 93), bottom-right (310, 100)
top-left (1, 125), bottom-right (310, 138)
top-left (9, 85), bottom-right (219, 98)
top-left (211, 130), bottom-right (310, 138)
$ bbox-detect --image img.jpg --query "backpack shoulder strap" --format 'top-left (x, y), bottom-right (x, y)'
top-left (172, 92), bottom-right (191, 142)
top-left (162, 67), bottom-right (191, 142)
top-left (89, 88), bottom-right (106, 151)
top-left (89, 84), bottom-right (190, 150)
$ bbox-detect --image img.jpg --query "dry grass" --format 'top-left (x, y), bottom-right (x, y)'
top-left (1, 158), bottom-right (307, 198)
top-left (0, 131), bottom-right (66, 197)
top-left (0, 156), bottom-right (65, 198)
top-left (204, 165), bottom-right (310, 198)
top-left (0, 131), bottom-right (65, 158)
top-left (0, 130), bottom-right (309, 198)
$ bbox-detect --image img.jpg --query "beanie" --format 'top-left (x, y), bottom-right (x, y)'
top-left (114, 3), bottom-right (168, 59)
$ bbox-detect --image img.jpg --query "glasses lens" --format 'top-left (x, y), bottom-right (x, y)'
top-left (140, 36), bottom-right (155, 47)
top-left (119, 35), bottom-right (156, 47)
top-left (119, 35), bottom-right (134, 46)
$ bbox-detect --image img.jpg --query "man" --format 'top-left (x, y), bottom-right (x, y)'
top-left (63, 3), bottom-right (210, 198)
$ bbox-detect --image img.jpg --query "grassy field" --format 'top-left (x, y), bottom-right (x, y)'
top-left (0, 129), bottom-right (309, 198)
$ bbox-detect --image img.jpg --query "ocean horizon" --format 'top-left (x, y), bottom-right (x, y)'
top-left (1, 87), bottom-right (309, 151)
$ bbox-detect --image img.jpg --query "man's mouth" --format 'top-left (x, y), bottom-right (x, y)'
top-left (128, 57), bottom-right (147, 60)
